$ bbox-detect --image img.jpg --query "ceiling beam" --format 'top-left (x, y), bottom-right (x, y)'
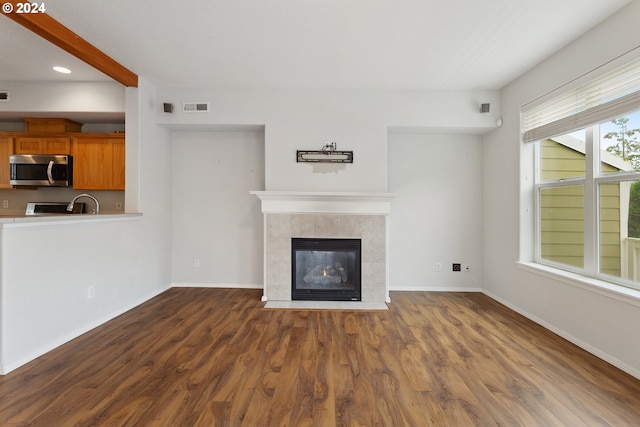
top-left (2, 1), bottom-right (138, 87)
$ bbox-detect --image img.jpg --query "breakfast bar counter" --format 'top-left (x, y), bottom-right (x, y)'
top-left (0, 213), bottom-right (142, 227)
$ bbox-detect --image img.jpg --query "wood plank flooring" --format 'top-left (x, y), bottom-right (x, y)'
top-left (1, 288), bottom-right (639, 426)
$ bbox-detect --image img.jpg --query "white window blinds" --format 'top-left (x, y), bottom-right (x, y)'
top-left (521, 56), bottom-right (640, 143)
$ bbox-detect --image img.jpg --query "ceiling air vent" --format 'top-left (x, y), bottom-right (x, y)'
top-left (0, 91), bottom-right (10, 102)
top-left (183, 102), bottom-right (210, 113)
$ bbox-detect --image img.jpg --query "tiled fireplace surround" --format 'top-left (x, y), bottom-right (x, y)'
top-left (251, 192), bottom-right (396, 308)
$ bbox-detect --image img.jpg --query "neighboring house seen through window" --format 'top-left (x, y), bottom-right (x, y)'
top-left (522, 54), bottom-right (640, 291)
top-left (535, 112), bottom-right (640, 289)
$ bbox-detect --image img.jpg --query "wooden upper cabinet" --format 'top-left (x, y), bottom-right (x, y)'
top-left (14, 137), bottom-right (43, 154)
top-left (43, 137), bottom-right (72, 154)
top-left (0, 137), bottom-right (14, 188)
top-left (0, 119), bottom-right (125, 191)
top-left (24, 118), bottom-right (82, 133)
top-left (13, 118), bottom-right (78, 155)
top-left (72, 135), bottom-right (125, 190)
top-left (111, 139), bottom-right (126, 190)
top-left (14, 136), bottom-right (71, 154)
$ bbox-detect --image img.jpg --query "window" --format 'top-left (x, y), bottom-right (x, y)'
top-left (523, 53), bottom-right (640, 290)
top-left (534, 110), bottom-right (640, 289)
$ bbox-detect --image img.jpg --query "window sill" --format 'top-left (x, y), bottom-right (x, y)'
top-left (517, 262), bottom-right (640, 309)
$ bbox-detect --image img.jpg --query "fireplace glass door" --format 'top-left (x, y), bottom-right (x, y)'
top-left (291, 238), bottom-right (361, 301)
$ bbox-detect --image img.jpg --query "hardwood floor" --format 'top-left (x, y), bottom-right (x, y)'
top-left (1, 288), bottom-right (639, 426)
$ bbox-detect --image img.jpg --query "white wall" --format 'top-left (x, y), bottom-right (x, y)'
top-left (388, 132), bottom-right (482, 290)
top-left (156, 88), bottom-right (500, 193)
top-left (171, 130), bottom-right (265, 287)
top-left (1, 218), bottom-right (149, 369)
top-left (128, 78), bottom-right (173, 289)
top-left (483, 0), bottom-right (640, 378)
top-left (0, 81), bottom-right (125, 116)
top-left (0, 78), bottom-right (173, 373)
top-left (158, 88), bottom-right (496, 299)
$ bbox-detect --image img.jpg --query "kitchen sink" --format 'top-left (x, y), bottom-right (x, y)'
top-left (25, 202), bottom-right (86, 215)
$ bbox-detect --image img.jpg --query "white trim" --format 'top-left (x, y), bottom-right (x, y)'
top-left (250, 191), bottom-right (398, 215)
top-left (4, 281), bottom-right (637, 382)
top-left (0, 213), bottom-right (143, 229)
top-left (483, 286), bottom-right (640, 381)
top-left (517, 262), bottom-right (640, 308)
top-left (0, 284), bottom-right (171, 375)
top-left (261, 214), bottom-right (268, 301)
top-left (171, 282), bottom-right (263, 289)
top-left (390, 286), bottom-right (483, 292)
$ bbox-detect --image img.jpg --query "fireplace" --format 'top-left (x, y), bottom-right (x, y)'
top-left (251, 191), bottom-right (396, 306)
top-left (292, 238), bottom-right (361, 301)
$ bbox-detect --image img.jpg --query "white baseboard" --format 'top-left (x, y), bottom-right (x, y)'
top-left (1, 284), bottom-right (260, 374)
top-left (171, 282), bottom-right (263, 289)
top-left (482, 289), bottom-right (640, 381)
top-left (0, 285), bottom-right (171, 375)
top-left (390, 286), bottom-right (483, 292)
top-left (6, 284), bottom-right (637, 383)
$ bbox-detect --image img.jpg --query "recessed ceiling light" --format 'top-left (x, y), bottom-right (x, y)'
top-left (53, 66), bottom-right (71, 74)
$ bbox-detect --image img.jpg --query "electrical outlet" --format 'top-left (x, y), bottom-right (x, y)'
top-left (464, 264), bottom-right (471, 272)
top-left (435, 262), bottom-right (442, 272)
top-left (87, 286), bottom-right (96, 299)
top-left (2, 200), bottom-right (8, 209)
top-left (115, 201), bottom-right (122, 210)
top-left (194, 259), bottom-right (200, 268)
top-left (452, 263), bottom-right (461, 272)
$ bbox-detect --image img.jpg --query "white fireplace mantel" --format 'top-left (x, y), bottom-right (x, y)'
top-left (250, 191), bottom-right (398, 215)
top-left (251, 190), bottom-right (396, 308)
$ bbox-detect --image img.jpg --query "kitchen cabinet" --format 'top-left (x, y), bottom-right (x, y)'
top-left (111, 139), bottom-right (126, 190)
top-left (0, 120), bottom-right (125, 191)
top-left (14, 137), bottom-right (71, 154)
top-left (72, 135), bottom-right (125, 190)
top-left (0, 137), bottom-right (13, 188)
top-left (23, 118), bottom-right (82, 133)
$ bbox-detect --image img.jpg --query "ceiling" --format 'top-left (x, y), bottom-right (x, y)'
top-left (0, 0), bottom-right (634, 91)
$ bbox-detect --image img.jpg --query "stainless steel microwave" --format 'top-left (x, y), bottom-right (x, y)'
top-left (9, 154), bottom-right (73, 187)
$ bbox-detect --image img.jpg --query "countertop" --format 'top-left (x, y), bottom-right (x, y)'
top-left (0, 213), bottom-right (143, 227)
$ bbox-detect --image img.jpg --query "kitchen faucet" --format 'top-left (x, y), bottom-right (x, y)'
top-left (67, 193), bottom-right (100, 214)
